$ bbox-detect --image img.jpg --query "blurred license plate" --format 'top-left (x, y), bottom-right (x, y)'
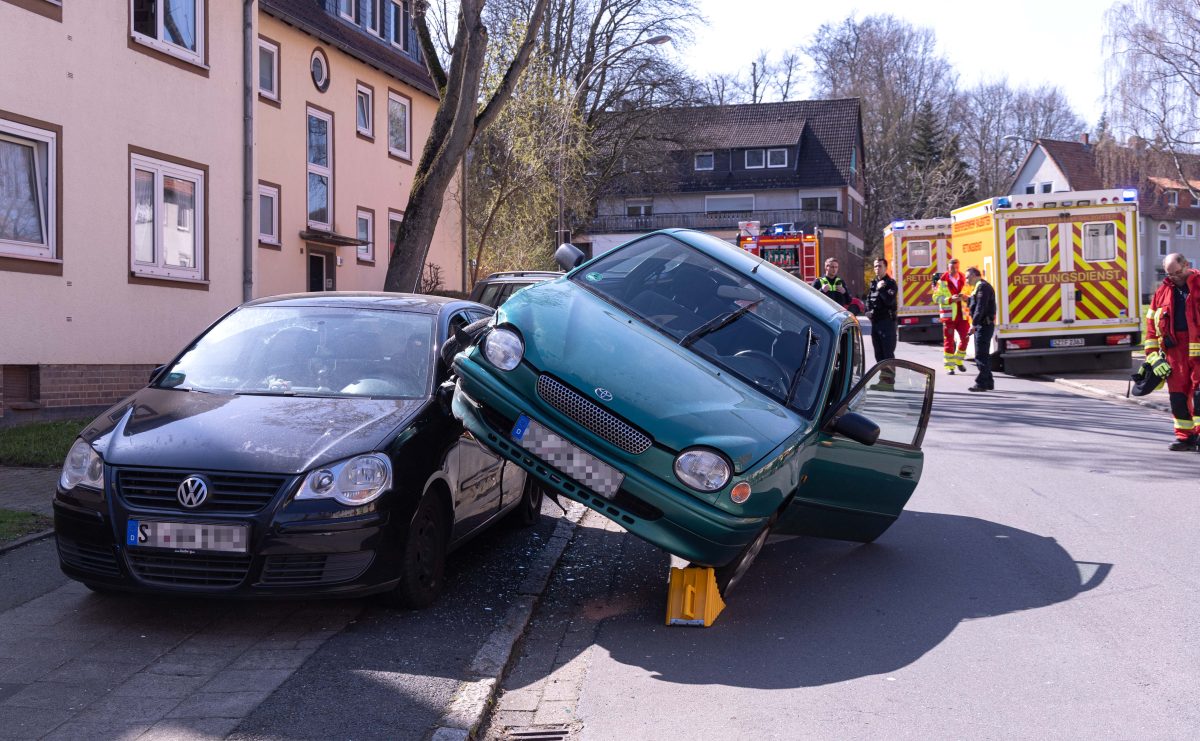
top-left (126, 520), bottom-right (248, 553)
top-left (511, 414), bottom-right (624, 498)
top-left (1050, 337), bottom-right (1086, 348)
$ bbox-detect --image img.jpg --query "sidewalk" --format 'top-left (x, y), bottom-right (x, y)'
top-left (0, 466), bottom-right (59, 552)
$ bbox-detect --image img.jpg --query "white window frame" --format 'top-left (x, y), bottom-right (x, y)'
top-left (1187, 221), bottom-right (1196, 238)
top-left (130, 153), bottom-right (205, 281)
top-left (1159, 222), bottom-right (1170, 232)
top-left (338, 0), bottom-right (356, 21)
top-left (356, 208), bottom-right (374, 261)
top-left (745, 149), bottom-right (765, 169)
top-left (1040, 182), bottom-right (1053, 194)
top-left (356, 84), bottom-right (374, 138)
top-left (625, 198), bottom-right (652, 217)
top-left (306, 106), bottom-right (333, 230)
top-left (704, 194), bottom-right (754, 214)
top-left (694, 152), bottom-right (714, 171)
top-left (389, 0), bottom-right (410, 51)
top-left (366, 0), bottom-right (382, 35)
top-left (258, 37), bottom-right (279, 102)
top-left (387, 90), bottom-right (411, 160)
top-left (907, 240), bottom-right (932, 268)
top-left (1166, 190), bottom-right (1178, 206)
top-left (1159, 238), bottom-right (1169, 256)
top-left (129, 0), bottom-right (206, 67)
top-left (0, 119), bottom-right (57, 261)
top-left (258, 183), bottom-right (280, 245)
top-left (1025, 185), bottom-right (1036, 195)
top-left (767, 148), bottom-right (788, 168)
top-left (1175, 221), bottom-right (1184, 236)
top-left (1015, 225), bottom-right (1050, 266)
top-left (1082, 221), bottom-right (1117, 262)
top-left (388, 210), bottom-right (404, 257)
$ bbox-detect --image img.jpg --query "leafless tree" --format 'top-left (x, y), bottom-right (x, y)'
top-left (772, 50), bottom-right (802, 102)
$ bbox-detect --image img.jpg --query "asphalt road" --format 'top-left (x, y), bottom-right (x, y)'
top-left (484, 339), bottom-right (1199, 740)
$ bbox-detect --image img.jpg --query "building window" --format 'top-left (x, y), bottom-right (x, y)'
top-left (907, 240), bottom-right (932, 268)
top-left (1187, 222), bottom-right (1196, 238)
top-left (847, 198), bottom-right (854, 223)
top-left (1015, 226), bottom-right (1049, 265)
top-left (389, 1), bottom-right (411, 51)
top-left (0, 118), bottom-right (57, 260)
top-left (745, 149), bottom-right (765, 169)
top-left (1176, 221), bottom-right (1183, 236)
top-left (356, 208), bottom-right (374, 261)
top-left (694, 152), bottom-right (714, 171)
top-left (356, 83), bottom-right (374, 138)
top-left (767, 148), bottom-right (787, 168)
top-left (389, 210), bottom-right (404, 257)
top-left (1139, 217), bottom-right (1145, 234)
top-left (850, 148), bottom-right (857, 175)
top-left (1041, 182), bottom-right (1053, 193)
top-left (131, 0), bottom-right (205, 66)
top-left (338, 0), bottom-right (356, 21)
top-left (366, 0), bottom-right (383, 35)
top-left (310, 48), bottom-right (330, 93)
top-left (801, 196), bottom-right (838, 212)
top-left (1082, 222), bottom-right (1116, 262)
top-left (625, 199), bottom-right (652, 217)
top-left (704, 194), bottom-right (754, 213)
top-left (1025, 185), bottom-right (1036, 194)
top-left (258, 37), bottom-right (279, 102)
top-left (1159, 238), bottom-right (1169, 256)
top-left (307, 107), bottom-right (333, 230)
top-left (388, 90), bottom-right (411, 159)
top-left (258, 183), bottom-right (279, 245)
top-left (131, 152), bottom-right (205, 280)
top-left (1166, 190), bottom-right (1178, 207)
top-left (1159, 222), bottom-right (1169, 232)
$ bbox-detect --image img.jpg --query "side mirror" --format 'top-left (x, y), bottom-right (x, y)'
top-left (149, 365), bottom-right (167, 384)
top-left (554, 243), bottom-right (585, 271)
top-left (436, 379), bottom-right (456, 414)
top-left (831, 411), bottom-right (880, 446)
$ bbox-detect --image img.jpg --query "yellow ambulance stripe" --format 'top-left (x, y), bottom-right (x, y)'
top-left (1029, 289), bottom-right (1064, 323)
top-left (1080, 282), bottom-right (1120, 316)
top-left (1011, 284), bottom-right (1056, 323)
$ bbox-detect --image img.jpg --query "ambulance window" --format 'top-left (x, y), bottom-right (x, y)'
top-left (907, 240), bottom-right (932, 268)
top-left (1083, 222), bottom-right (1117, 262)
top-left (1016, 226), bottom-right (1050, 265)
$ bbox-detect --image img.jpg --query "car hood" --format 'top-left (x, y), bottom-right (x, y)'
top-left (499, 281), bottom-right (807, 471)
top-left (83, 388), bottom-right (424, 474)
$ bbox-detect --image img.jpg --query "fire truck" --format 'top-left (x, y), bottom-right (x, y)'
top-left (883, 218), bottom-right (953, 342)
top-left (950, 189), bottom-right (1141, 374)
top-left (737, 221), bottom-right (822, 281)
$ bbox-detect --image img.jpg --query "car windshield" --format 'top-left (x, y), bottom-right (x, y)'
top-left (571, 234), bottom-right (832, 413)
top-left (156, 306), bottom-right (435, 398)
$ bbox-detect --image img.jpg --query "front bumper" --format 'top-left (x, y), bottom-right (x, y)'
top-left (453, 357), bottom-right (766, 566)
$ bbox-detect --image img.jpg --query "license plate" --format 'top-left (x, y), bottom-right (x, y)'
top-left (126, 520), bottom-right (249, 554)
top-left (511, 414), bottom-right (624, 498)
top-left (1050, 337), bottom-right (1086, 348)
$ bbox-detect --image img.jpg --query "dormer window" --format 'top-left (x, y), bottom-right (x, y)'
top-left (767, 148), bottom-right (788, 168)
top-left (694, 152), bottom-right (714, 171)
top-left (1167, 190), bottom-right (1179, 206)
top-left (745, 149), bottom-right (765, 169)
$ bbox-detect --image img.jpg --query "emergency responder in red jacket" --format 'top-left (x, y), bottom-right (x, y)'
top-left (1145, 253), bottom-right (1200, 450)
top-left (933, 258), bottom-right (970, 374)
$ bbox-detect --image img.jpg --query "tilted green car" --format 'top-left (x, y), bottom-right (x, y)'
top-left (451, 229), bottom-right (934, 592)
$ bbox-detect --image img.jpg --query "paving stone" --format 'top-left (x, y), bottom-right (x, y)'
top-left (495, 687), bottom-right (542, 712)
top-left (112, 671), bottom-right (210, 699)
top-left (226, 648), bottom-right (316, 671)
top-left (42, 722), bottom-right (153, 741)
top-left (198, 668), bottom-right (292, 694)
top-left (141, 716), bottom-right (241, 740)
top-left (166, 690), bottom-right (273, 719)
top-left (145, 652), bottom-right (233, 678)
top-left (0, 704), bottom-right (75, 740)
top-left (0, 656), bottom-right (69, 684)
top-left (41, 659), bottom-right (143, 687)
top-left (80, 694), bottom-right (182, 723)
top-left (0, 680), bottom-right (110, 711)
top-left (532, 700), bottom-right (577, 726)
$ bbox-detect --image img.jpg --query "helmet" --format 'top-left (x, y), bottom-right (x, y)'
top-left (1130, 361), bottom-right (1165, 397)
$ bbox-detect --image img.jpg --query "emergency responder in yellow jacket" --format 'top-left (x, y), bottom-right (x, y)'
top-left (933, 258), bottom-right (970, 374)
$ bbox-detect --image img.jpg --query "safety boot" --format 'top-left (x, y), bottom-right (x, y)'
top-left (1168, 436), bottom-right (1198, 451)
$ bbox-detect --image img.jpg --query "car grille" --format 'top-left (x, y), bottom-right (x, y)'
top-left (57, 537), bottom-right (122, 577)
top-left (259, 552), bottom-right (374, 586)
top-left (126, 551), bottom-right (252, 588)
top-left (116, 468), bottom-right (289, 514)
top-left (535, 375), bottom-right (652, 455)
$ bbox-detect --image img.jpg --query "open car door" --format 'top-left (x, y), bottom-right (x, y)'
top-left (774, 358), bottom-right (935, 543)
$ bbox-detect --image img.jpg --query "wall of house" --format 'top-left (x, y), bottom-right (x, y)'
top-left (1143, 218), bottom-right (1200, 298)
top-left (0, 1), bottom-right (245, 422)
top-left (598, 188), bottom-right (845, 216)
top-left (1010, 149), bottom-right (1067, 194)
top-left (253, 14), bottom-right (461, 298)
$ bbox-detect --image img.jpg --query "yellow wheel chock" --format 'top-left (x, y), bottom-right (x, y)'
top-left (665, 566), bottom-right (725, 627)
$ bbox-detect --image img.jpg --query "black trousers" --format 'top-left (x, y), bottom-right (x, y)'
top-left (870, 317), bottom-right (897, 361)
top-left (974, 324), bottom-right (995, 389)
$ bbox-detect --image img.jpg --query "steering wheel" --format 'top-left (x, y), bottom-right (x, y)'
top-left (732, 350), bottom-right (791, 397)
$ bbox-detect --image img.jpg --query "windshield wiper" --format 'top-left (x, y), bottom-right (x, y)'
top-left (680, 300), bottom-right (762, 348)
top-left (785, 327), bottom-right (816, 406)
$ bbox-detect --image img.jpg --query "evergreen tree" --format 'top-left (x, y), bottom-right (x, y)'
top-left (910, 99), bottom-right (944, 173)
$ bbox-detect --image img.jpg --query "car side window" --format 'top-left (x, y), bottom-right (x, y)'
top-left (850, 326), bottom-right (865, 386)
top-left (822, 331), bottom-right (852, 418)
top-left (479, 285), bottom-right (502, 307)
top-left (449, 311), bottom-right (472, 334)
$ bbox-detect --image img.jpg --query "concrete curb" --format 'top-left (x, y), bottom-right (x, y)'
top-left (430, 501), bottom-right (587, 741)
top-left (0, 528), bottom-right (54, 557)
top-left (1048, 376), bottom-right (1170, 413)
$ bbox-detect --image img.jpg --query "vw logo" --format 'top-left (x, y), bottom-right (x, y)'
top-left (177, 476), bottom-right (209, 508)
top-left (594, 387), bottom-right (613, 402)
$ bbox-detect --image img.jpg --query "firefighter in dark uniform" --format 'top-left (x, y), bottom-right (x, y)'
top-left (813, 257), bottom-right (851, 307)
top-left (867, 257), bottom-right (898, 362)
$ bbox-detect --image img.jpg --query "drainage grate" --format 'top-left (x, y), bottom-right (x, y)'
top-left (506, 725), bottom-right (574, 741)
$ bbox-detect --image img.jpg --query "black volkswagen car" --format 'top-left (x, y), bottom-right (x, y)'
top-left (53, 293), bottom-right (543, 608)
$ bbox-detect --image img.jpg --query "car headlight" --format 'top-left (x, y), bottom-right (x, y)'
top-left (296, 453), bottom-right (393, 506)
top-left (482, 327), bottom-right (524, 371)
top-left (673, 448), bottom-right (731, 492)
top-left (60, 439), bottom-right (104, 491)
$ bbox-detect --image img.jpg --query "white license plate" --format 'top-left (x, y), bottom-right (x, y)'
top-left (126, 520), bottom-right (249, 553)
top-left (1050, 337), bottom-right (1086, 348)
top-left (511, 414), bottom-right (624, 498)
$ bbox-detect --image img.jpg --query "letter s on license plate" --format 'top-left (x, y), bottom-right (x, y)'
top-left (1050, 337), bottom-right (1086, 348)
top-left (126, 519), bottom-right (248, 553)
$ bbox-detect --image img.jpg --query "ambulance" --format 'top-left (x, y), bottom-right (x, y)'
top-left (950, 189), bottom-right (1141, 374)
top-left (883, 218), bottom-right (953, 342)
top-left (737, 221), bottom-right (822, 281)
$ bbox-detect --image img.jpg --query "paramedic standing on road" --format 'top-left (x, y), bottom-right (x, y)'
top-left (934, 257), bottom-right (970, 374)
top-left (867, 257), bottom-right (898, 361)
top-left (1145, 253), bottom-right (1200, 450)
top-left (814, 257), bottom-right (851, 308)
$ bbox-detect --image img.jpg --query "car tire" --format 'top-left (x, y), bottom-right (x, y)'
top-left (509, 476), bottom-right (545, 528)
top-left (713, 516), bottom-right (775, 597)
top-left (382, 493), bottom-right (448, 609)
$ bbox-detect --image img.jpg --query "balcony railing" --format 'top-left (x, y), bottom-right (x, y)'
top-left (582, 209), bottom-right (844, 234)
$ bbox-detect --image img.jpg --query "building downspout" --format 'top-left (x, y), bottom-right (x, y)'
top-left (242, 0), bottom-right (255, 302)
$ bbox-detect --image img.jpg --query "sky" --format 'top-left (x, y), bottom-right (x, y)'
top-left (675, 0), bottom-right (1115, 126)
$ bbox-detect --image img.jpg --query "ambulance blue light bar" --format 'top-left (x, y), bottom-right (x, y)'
top-left (997, 197), bottom-right (1012, 208)
top-left (1121, 189), bottom-right (1138, 202)
top-left (891, 220), bottom-right (906, 230)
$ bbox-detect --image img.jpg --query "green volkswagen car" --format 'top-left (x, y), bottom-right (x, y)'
top-left (451, 229), bottom-right (934, 592)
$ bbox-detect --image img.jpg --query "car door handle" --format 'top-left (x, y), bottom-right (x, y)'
top-left (900, 466), bottom-right (915, 479)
